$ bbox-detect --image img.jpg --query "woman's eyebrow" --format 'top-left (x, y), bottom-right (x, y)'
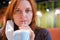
top-left (16, 8), bottom-right (20, 10)
top-left (26, 8), bottom-right (32, 10)
top-left (16, 8), bottom-right (21, 11)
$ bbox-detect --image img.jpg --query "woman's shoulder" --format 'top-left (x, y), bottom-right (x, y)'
top-left (34, 27), bottom-right (52, 40)
top-left (34, 27), bottom-right (48, 33)
top-left (34, 27), bottom-right (50, 37)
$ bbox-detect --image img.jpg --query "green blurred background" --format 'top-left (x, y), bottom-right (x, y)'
top-left (36, 0), bottom-right (60, 28)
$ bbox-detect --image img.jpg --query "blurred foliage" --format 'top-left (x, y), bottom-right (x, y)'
top-left (36, 1), bottom-right (60, 28)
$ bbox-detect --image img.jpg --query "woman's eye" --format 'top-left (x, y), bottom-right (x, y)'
top-left (16, 9), bottom-right (20, 12)
top-left (15, 9), bottom-right (21, 14)
top-left (25, 9), bottom-right (32, 13)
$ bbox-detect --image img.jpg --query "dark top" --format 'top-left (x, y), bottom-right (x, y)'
top-left (34, 28), bottom-right (52, 40)
top-left (0, 28), bottom-right (52, 40)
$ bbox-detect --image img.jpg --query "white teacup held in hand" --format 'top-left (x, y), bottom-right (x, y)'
top-left (5, 20), bottom-right (30, 40)
top-left (14, 30), bottom-right (30, 40)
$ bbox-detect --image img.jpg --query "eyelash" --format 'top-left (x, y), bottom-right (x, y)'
top-left (15, 9), bottom-right (21, 14)
top-left (25, 10), bottom-right (32, 13)
top-left (16, 9), bottom-right (20, 12)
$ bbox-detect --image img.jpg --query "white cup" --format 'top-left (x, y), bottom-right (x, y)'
top-left (14, 30), bottom-right (30, 40)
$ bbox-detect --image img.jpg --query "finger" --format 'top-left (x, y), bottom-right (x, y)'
top-left (30, 30), bottom-right (35, 40)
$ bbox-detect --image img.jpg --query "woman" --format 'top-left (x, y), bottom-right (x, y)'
top-left (2, 0), bottom-right (52, 40)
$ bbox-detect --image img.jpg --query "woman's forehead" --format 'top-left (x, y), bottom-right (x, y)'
top-left (15, 0), bottom-right (32, 10)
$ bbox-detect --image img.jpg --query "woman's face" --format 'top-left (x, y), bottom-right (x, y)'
top-left (13, 0), bottom-right (33, 27)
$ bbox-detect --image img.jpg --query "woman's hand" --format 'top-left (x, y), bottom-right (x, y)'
top-left (19, 24), bottom-right (35, 40)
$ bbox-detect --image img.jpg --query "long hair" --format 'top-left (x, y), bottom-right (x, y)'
top-left (2, 0), bottom-right (37, 40)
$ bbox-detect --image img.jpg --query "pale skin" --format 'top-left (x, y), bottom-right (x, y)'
top-left (13, 0), bottom-right (35, 40)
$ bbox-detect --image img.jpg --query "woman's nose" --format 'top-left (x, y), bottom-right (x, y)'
top-left (22, 12), bottom-right (27, 18)
top-left (21, 12), bottom-right (27, 18)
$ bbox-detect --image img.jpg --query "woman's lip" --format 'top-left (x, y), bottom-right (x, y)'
top-left (20, 21), bottom-right (27, 24)
top-left (20, 21), bottom-right (25, 22)
top-left (20, 20), bottom-right (27, 22)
